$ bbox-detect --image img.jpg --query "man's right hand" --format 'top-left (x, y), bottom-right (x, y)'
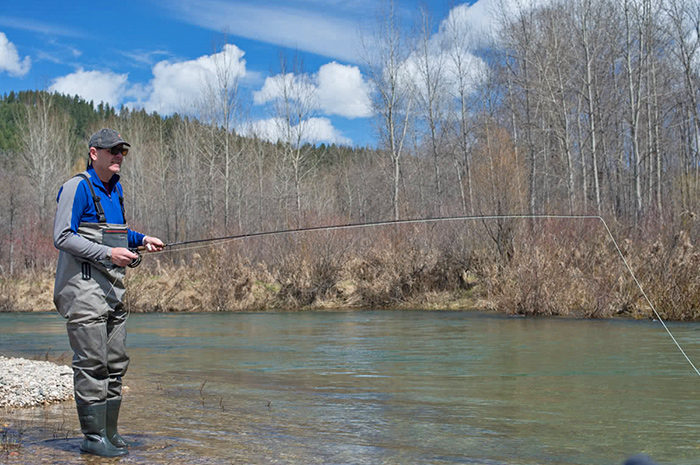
top-left (110, 247), bottom-right (139, 267)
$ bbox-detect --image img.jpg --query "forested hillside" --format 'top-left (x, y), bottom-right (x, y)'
top-left (1, 0), bottom-right (700, 319)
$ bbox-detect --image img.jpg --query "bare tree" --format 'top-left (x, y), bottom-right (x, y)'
top-left (623, 0), bottom-right (651, 224)
top-left (574, 0), bottom-right (606, 214)
top-left (531, 4), bottom-right (578, 213)
top-left (498, 0), bottom-right (540, 215)
top-left (201, 41), bottom-right (244, 230)
top-left (364, 0), bottom-right (415, 220)
top-left (444, 7), bottom-right (483, 216)
top-left (16, 92), bottom-right (75, 223)
top-left (414, 5), bottom-right (450, 216)
top-left (665, 0), bottom-right (700, 213)
top-left (279, 54), bottom-right (318, 227)
top-left (171, 115), bottom-right (203, 242)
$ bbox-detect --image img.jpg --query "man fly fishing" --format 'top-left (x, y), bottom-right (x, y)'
top-left (53, 128), bottom-right (164, 457)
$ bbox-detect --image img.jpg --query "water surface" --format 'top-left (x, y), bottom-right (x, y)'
top-left (1, 311), bottom-right (698, 464)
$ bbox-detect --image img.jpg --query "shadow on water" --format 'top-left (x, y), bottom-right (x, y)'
top-left (1, 311), bottom-right (698, 464)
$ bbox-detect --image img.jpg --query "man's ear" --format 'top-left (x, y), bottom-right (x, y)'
top-left (89, 147), bottom-right (99, 163)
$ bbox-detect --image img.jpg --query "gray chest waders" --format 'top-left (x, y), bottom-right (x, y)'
top-left (54, 173), bottom-right (131, 405)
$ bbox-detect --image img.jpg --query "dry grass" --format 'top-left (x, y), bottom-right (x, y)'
top-left (3, 222), bottom-right (700, 320)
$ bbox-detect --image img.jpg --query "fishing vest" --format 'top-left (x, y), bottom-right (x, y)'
top-left (54, 172), bottom-right (129, 318)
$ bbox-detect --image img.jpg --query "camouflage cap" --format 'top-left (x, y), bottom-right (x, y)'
top-left (88, 128), bottom-right (130, 149)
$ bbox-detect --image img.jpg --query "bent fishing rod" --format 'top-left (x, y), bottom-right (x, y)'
top-left (154, 214), bottom-right (603, 249)
top-left (132, 213), bottom-right (700, 378)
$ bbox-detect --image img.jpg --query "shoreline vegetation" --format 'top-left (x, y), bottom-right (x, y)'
top-left (2, 220), bottom-right (699, 321)
top-left (3, 0), bottom-right (700, 326)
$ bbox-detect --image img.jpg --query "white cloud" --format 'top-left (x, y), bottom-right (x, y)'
top-left (117, 49), bottom-right (171, 68)
top-left (140, 43), bottom-right (247, 114)
top-left (49, 69), bottom-right (128, 107)
top-left (440, 1), bottom-right (498, 45)
top-left (393, 0), bottom-right (542, 103)
top-left (253, 73), bottom-right (316, 106)
top-left (240, 116), bottom-right (351, 146)
top-left (253, 62), bottom-right (372, 119)
top-left (303, 117), bottom-right (352, 145)
top-left (316, 62), bottom-right (372, 118)
top-left (166, 0), bottom-right (362, 62)
top-left (399, 49), bottom-right (488, 102)
top-left (0, 17), bottom-right (85, 38)
top-left (441, 0), bottom-right (555, 45)
top-left (0, 32), bottom-right (31, 77)
top-left (239, 118), bottom-right (280, 142)
top-left (385, 4), bottom-right (491, 105)
top-left (47, 44), bottom-right (247, 115)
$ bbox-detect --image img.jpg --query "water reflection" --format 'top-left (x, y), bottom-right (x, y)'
top-left (0, 311), bottom-right (697, 464)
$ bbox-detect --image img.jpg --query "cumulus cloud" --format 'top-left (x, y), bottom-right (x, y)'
top-left (316, 62), bottom-right (372, 118)
top-left (439, 0), bottom-right (498, 45)
top-left (139, 43), bottom-right (247, 114)
top-left (47, 44), bottom-right (247, 115)
top-left (253, 62), bottom-right (372, 119)
top-left (399, 49), bottom-right (488, 102)
top-left (441, 0), bottom-right (554, 45)
top-left (389, 0), bottom-right (516, 103)
top-left (0, 32), bottom-right (31, 77)
top-left (49, 69), bottom-right (128, 107)
top-left (302, 117), bottom-right (353, 145)
top-left (240, 116), bottom-right (351, 146)
top-left (253, 73), bottom-right (316, 106)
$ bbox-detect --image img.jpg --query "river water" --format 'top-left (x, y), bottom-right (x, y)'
top-left (0, 311), bottom-right (698, 464)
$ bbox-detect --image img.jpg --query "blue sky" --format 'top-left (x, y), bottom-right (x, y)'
top-left (0, 0), bottom-right (501, 147)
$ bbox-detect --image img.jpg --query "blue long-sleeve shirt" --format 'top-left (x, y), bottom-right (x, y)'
top-left (53, 166), bottom-right (145, 261)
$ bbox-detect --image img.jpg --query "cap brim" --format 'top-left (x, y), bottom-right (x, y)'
top-left (104, 141), bottom-right (131, 148)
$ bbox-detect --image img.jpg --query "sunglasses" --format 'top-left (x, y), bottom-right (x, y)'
top-left (100, 146), bottom-right (129, 156)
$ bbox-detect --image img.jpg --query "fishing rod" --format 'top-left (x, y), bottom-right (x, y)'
top-left (160, 214), bottom-right (603, 249)
top-left (133, 213), bottom-right (699, 378)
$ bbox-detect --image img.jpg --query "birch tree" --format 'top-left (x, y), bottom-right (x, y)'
top-left (16, 92), bottom-right (75, 223)
top-left (264, 52), bottom-right (319, 227)
top-left (665, 0), bottom-right (700, 212)
top-left (364, 0), bottom-right (415, 220)
top-left (201, 42), bottom-right (244, 230)
top-left (414, 6), bottom-right (450, 216)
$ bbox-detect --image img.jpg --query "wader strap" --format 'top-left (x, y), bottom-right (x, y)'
top-left (76, 173), bottom-right (106, 224)
top-left (119, 195), bottom-right (126, 223)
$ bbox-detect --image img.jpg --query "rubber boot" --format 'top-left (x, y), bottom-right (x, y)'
top-left (77, 402), bottom-right (129, 457)
top-left (106, 397), bottom-right (129, 449)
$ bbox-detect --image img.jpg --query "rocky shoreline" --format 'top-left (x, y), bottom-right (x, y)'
top-left (0, 356), bottom-right (73, 408)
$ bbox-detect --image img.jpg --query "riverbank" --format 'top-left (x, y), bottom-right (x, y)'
top-left (2, 222), bottom-right (699, 320)
top-left (0, 356), bottom-right (73, 408)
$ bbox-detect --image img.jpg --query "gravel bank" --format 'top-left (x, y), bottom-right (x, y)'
top-left (0, 356), bottom-right (73, 408)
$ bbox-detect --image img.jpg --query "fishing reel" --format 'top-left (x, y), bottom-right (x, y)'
top-left (128, 248), bottom-right (142, 268)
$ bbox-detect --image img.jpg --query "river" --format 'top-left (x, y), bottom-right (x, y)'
top-left (0, 311), bottom-right (698, 464)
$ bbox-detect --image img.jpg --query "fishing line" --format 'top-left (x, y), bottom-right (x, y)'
top-left (142, 214), bottom-right (699, 377)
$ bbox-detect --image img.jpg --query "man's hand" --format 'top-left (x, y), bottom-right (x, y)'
top-left (143, 236), bottom-right (165, 252)
top-left (110, 247), bottom-right (139, 267)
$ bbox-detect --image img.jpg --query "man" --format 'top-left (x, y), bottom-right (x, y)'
top-left (53, 128), bottom-right (164, 457)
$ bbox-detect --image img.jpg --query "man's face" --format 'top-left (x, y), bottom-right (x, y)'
top-left (90, 145), bottom-right (127, 181)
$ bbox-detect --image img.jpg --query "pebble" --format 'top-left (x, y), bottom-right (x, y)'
top-left (0, 356), bottom-right (73, 408)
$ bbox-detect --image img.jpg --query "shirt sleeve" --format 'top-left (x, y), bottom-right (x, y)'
top-left (53, 177), bottom-right (111, 261)
top-left (128, 229), bottom-right (146, 249)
